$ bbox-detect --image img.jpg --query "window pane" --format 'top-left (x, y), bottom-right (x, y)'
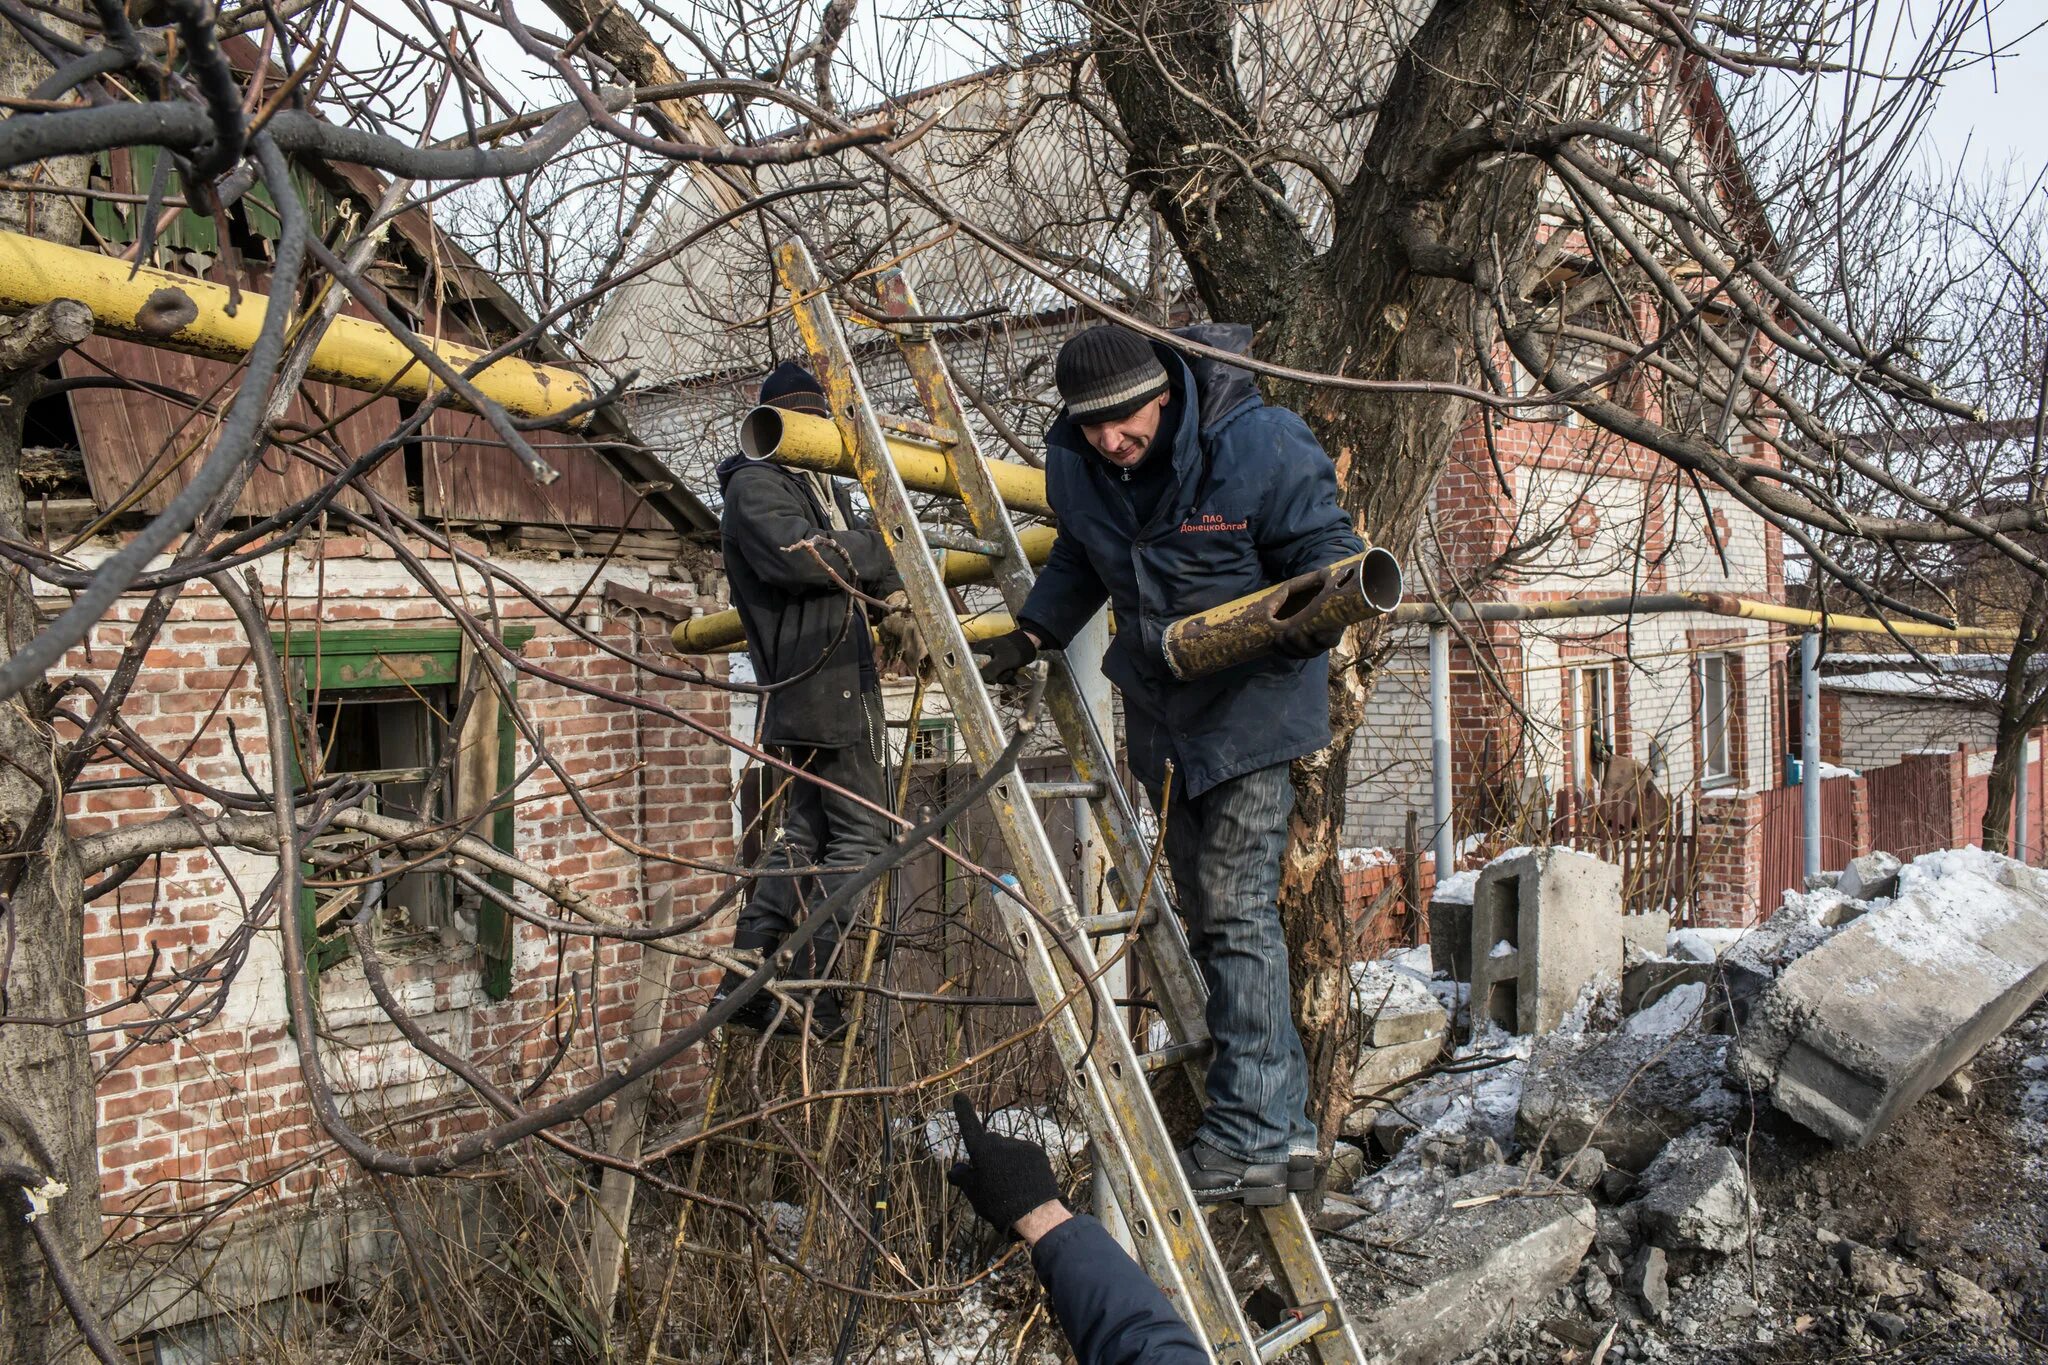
top-left (1701, 655), bottom-right (1730, 782)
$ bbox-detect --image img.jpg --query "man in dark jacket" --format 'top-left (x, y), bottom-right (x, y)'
top-left (711, 362), bottom-right (914, 1040)
top-left (947, 1096), bottom-right (1205, 1365)
top-left (973, 325), bottom-right (1363, 1204)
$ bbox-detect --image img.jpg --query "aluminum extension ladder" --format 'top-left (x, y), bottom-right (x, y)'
top-left (772, 238), bottom-right (1365, 1365)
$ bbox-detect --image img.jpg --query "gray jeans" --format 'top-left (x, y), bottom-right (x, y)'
top-left (738, 693), bottom-right (892, 974)
top-left (1150, 762), bottom-right (1315, 1163)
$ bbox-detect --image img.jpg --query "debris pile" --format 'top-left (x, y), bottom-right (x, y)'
top-left (1318, 845), bottom-right (2048, 1364)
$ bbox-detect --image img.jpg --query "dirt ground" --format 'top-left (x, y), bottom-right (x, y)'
top-left (1467, 999), bottom-right (2048, 1365)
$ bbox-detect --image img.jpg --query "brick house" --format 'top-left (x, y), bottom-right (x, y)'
top-left (27, 96), bottom-right (739, 1346)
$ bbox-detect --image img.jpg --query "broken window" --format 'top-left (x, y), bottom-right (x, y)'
top-left (1699, 653), bottom-right (1734, 787)
top-left (311, 686), bottom-right (456, 940)
top-left (910, 720), bottom-right (954, 765)
top-left (277, 626), bottom-right (533, 999)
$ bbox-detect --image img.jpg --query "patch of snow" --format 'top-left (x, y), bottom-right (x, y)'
top-left (1432, 869), bottom-right (1479, 905)
top-left (1816, 761), bottom-right (1860, 779)
top-left (1383, 945), bottom-right (1435, 982)
top-left (1861, 848), bottom-right (2040, 972)
top-left (1821, 670), bottom-right (2001, 701)
top-left (920, 1105), bottom-right (1090, 1164)
top-left (1668, 927), bottom-right (1745, 962)
top-left (1348, 958), bottom-right (1443, 1017)
top-left (1626, 981), bottom-right (1708, 1037)
top-left (1338, 846), bottom-right (1396, 872)
top-left (1488, 938), bottom-right (1516, 959)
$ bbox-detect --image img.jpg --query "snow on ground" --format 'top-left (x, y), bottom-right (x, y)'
top-left (1626, 980), bottom-right (1708, 1036)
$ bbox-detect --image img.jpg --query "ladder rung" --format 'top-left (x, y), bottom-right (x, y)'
top-left (1027, 780), bottom-right (1107, 800)
top-left (924, 526), bottom-right (1004, 558)
top-left (876, 411), bottom-right (960, 446)
top-left (1079, 909), bottom-right (1149, 936)
top-left (1255, 1305), bottom-right (1332, 1362)
top-left (1138, 1039), bottom-right (1210, 1073)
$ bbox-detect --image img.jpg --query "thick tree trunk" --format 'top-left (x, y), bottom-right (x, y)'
top-left (1092, 0), bottom-right (1594, 1142)
top-left (0, 9), bottom-right (98, 1361)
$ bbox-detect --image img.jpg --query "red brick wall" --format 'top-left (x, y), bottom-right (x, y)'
top-left (63, 539), bottom-right (733, 1241)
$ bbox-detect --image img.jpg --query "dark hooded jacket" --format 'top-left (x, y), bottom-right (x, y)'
top-left (716, 453), bottom-right (900, 748)
top-left (1017, 325), bottom-right (1364, 799)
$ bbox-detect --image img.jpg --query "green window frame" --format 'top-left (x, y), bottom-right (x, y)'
top-left (273, 625), bottom-right (533, 1000)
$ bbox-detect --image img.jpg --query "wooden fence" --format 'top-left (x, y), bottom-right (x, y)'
top-left (1550, 789), bottom-right (1700, 922)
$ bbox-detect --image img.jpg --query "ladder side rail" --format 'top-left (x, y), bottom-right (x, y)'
top-left (871, 269), bottom-right (1365, 1365)
top-left (777, 244), bottom-right (1257, 1365)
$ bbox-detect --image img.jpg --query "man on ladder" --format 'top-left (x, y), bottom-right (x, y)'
top-left (710, 362), bottom-right (921, 1040)
top-left (974, 324), bottom-right (1363, 1206)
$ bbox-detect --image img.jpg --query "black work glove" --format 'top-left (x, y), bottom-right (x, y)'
top-left (972, 628), bottom-right (1039, 684)
top-left (1274, 620), bottom-right (1344, 660)
top-left (946, 1095), bottom-right (1064, 1234)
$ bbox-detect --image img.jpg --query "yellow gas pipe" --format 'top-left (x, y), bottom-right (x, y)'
top-left (0, 229), bottom-right (596, 424)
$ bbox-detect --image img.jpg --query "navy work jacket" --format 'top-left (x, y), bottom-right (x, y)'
top-left (1017, 326), bottom-right (1364, 799)
top-left (1032, 1214), bottom-right (1206, 1365)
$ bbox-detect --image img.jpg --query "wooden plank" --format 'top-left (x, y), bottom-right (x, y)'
top-left (420, 408), bottom-right (665, 529)
top-left (587, 932), bottom-right (679, 1322)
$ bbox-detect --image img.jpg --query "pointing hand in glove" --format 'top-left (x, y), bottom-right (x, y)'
top-left (946, 1094), bottom-right (1067, 1240)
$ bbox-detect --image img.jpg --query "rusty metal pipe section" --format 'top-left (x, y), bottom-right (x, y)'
top-left (739, 404), bottom-right (1053, 519)
top-left (1161, 547), bottom-right (1404, 681)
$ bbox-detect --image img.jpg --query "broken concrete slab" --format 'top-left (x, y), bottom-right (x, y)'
top-left (1331, 1167), bottom-right (1595, 1365)
top-left (1351, 960), bottom-right (1450, 1047)
top-left (1470, 848), bottom-right (1623, 1036)
top-left (1352, 1035), bottom-right (1445, 1097)
top-left (1838, 850), bottom-right (1903, 903)
top-left (1631, 1133), bottom-right (1754, 1254)
top-left (1516, 1029), bottom-right (1738, 1172)
top-left (1730, 849), bottom-right (2048, 1147)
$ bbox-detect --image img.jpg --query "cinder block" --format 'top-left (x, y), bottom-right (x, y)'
top-left (1469, 848), bottom-right (1624, 1036)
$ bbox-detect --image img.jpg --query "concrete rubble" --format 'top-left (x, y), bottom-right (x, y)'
top-left (1326, 1168), bottom-right (1595, 1365)
top-left (1730, 848), bottom-right (2048, 1146)
top-left (1516, 1028), bottom-right (1737, 1171)
top-left (1313, 843), bottom-right (2048, 1365)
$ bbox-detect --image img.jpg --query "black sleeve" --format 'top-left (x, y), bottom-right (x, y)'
top-left (1030, 1215), bottom-right (1207, 1365)
top-left (723, 466), bottom-right (893, 595)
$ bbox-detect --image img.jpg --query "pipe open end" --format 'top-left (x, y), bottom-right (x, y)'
top-left (739, 405), bottom-right (785, 460)
top-left (1358, 547), bottom-right (1404, 613)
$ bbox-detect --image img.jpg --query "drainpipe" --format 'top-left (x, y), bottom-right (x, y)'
top-left (2017, 730), bottom-right (2033, 865)
top-left (1802, 631), bottom-right (1822, 886)
top-left (1430, 625), bottom-right (1453, 881)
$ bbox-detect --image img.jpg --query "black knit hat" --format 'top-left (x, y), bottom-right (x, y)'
top-left (759, 361), bottom-right (828, 415)
top-left (1056, 325), bottom-right (1170, 424)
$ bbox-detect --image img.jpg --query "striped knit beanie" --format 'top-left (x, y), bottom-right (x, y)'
top-left (1055, 325), bottom-right (1170, 424)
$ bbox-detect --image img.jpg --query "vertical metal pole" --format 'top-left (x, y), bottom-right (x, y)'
top-left (1068, 608), bottom-right (1129, 1248)
top-left (1801, 631), bottom-right (1822, 885)
top-left (2017, 729), bottom-right (2033, 865)
top-left (1430, 625), bottom-right (1453, 880)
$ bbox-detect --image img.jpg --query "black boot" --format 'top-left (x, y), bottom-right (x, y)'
top-left (711, 928), bottom-right (777, 1034)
